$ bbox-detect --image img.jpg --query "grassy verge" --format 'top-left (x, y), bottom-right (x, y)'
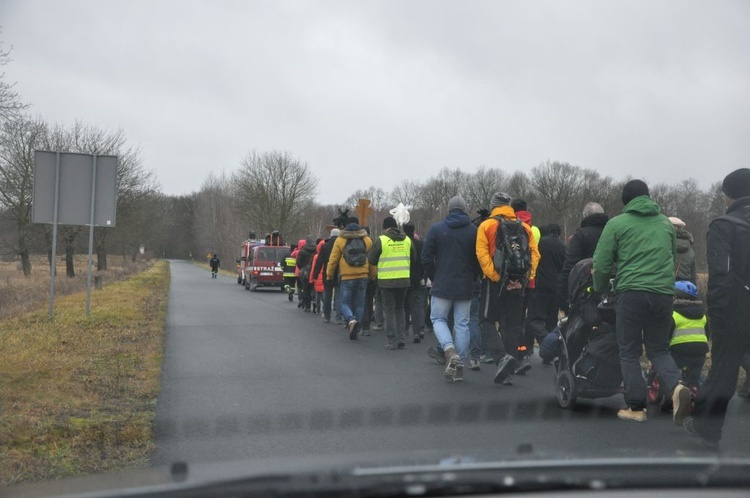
top-left (0, 261), bottom-right (170, 486)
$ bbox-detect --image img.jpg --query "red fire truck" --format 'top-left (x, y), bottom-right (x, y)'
top-left (236, 233), bottom-right (289, 291)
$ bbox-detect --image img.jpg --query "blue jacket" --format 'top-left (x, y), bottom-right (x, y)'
top-left (421, 210), bottom-right (480, 300)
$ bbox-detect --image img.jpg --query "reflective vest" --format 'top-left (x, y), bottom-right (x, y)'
top-left (377, 235), bottom-right (411, 280)
top-left (670, 311), bottom-right (708, 347)
top-left (283, 257), bottom-right (297, 278)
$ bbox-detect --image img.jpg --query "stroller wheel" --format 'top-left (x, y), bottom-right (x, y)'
top-left (556, 370), bottom-right (577, 409)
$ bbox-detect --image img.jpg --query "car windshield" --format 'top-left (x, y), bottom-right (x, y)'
top-left (1, 0), bottom-right (750, 496)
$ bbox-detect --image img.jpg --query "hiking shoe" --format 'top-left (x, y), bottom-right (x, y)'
top-left (453, 364), bottom-right (464, 382)
top-left (672, 384), bottom-right (692, 426)
top-left (469, 359), bottom-right (480, 371)
top-left (427, 346), bottom-right (446, 364)
top-left (372, 323), bottom-right (384, 331)
top-left (514, 356), bottom-right (532, 376)
top-left (617, 407), bottom-right (647, 423)
top-left (493, 355), bottom-right (519, 384)
top-left (444, 348), bottom-right (461, 382)
top-left (683, 417), bottom-right (720, 448)
top-left (348, 320), bottom-right (359, 340)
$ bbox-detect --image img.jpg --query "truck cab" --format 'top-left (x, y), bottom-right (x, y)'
top-left (237, 240), bottom-right (290, 291)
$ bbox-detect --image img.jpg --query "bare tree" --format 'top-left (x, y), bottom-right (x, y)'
top-left (194, 172), bottom-right (244, 264)
top-left (464, 166), bottom-right (507, 212)
top-left (234, 150), bottom-right (318, 238)
top-left (0, 116), bottom-right (47, 275)
top-left (0, 38), bottom-right (28, 122)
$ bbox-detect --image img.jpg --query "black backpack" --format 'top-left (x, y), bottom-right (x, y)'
top-left (492, 217), bottom-right (531, 283)
top-left (342, 238), bottom-right (367, 267)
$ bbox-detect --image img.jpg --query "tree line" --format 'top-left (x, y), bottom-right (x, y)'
top-left (0, 37), bottom-right (726, 275)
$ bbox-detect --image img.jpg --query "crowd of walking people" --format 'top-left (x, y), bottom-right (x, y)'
top-left (278, 168), bottom-right (750, 448)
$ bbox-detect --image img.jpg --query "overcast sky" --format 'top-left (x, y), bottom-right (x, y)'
top-left (1, 0), bottom-right (749, 205)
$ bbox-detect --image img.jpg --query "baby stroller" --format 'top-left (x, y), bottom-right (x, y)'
top-left (554, 258), bottom-right (623, 409)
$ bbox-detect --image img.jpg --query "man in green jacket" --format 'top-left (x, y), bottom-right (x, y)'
top-left (592, 179), bottom-right (691, 424)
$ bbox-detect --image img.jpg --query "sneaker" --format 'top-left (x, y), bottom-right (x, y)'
top-left (617, 407), bottom-right (647, 422)
top-left (348, 320), bottom-right (359, 340)
top-left (501, 376), bottom-right (513, 386)
top-left (672, 384), bottom-right (692, 426)
top-left (469, 359), bottom-right (480, 371)
top-left (427, 346), bottom-right (446, 364)
top-left (372, 323), bottom-right (384, 331)
top-left (514, 356), bottom-right (532, 376)
top-left (493, 354), bottom-right (519, 384)
top-left (683, 417), bottom-right (720, 448)
top-left (453, 364), bottom-right (464, 382)
top-left (444, 352), bottom-right (461, 381)
top-left (481, 355), bottom-right (494, 364)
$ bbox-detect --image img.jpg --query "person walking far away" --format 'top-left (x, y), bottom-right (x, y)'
top-left (593, 179), bottom-right (691, 424)
top-left (421, 196), bottom-right (480, 382)
top-left (327, 216), bottom-right (376, 340)
top-left (476, 192), bottom-right (540, 385)
top-left (684, 168), bottom-right (750, 447)
top-left (369, 216), bottom-right (415, 350)
top-left (313, 228), bottom-right (340, 322)
top-left (209, 253), bottom-right (220, 278)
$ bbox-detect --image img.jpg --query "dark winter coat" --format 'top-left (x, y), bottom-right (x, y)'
top-left (536, 234), bottom-right (566, 293)
top-left (313, 235), bottom-right (338, 281)
top-left (558, 212), bottom-right (608, 304)
top-left (407, 236), bottom-right (425, 288)
top-left (706, 196), bottom-right (750, 328)
top-left (675, 228), bottom-right (697, 283)
top-left (296, 237), bottom-right (316, 273)
top-left (421, 209), bottom-right (480, 300)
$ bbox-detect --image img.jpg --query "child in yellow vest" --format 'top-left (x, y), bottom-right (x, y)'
top-left (670, 281), bottom-right (708, 389)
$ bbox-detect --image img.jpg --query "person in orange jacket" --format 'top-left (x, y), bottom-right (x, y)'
top-left (476, 192), bottom-right (540, 385)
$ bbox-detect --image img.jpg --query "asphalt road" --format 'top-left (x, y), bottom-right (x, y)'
top-left (152, 260), bottom-right (750, 467)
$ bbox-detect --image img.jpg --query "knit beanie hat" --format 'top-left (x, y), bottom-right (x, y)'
top-left (447, 195), bottom-right (468, 214)
top-left (511, 198), bottom-right (528, 212)
top-left (721, 168), bottom-right (750, 200)
top-left (403, 223), bottom-right (415, 236)
top-left (621, 179), bottom-right (650, 206)
top-left (383, 216), bottom-right (398, 230)
top-left (490, 192), bottom-right (512, 209)
top-left (330, 228), bottom-right (340, 237)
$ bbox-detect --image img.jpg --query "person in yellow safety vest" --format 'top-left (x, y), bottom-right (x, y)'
top-left (669, 280), bottom-right (708, 389)
top-left (282, 243), bottom-right (298, 302)
top-left (368, 216), bottom-right (416, 350)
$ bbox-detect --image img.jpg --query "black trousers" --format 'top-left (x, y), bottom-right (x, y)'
top-left (523, 289), bottom-right (559, 352)
top-left (479, 279), bottom-right (524, 362)
top-left (693, 323), bottom-right (749, 441)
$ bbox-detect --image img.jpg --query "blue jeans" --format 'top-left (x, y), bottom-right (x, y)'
top-left (339, 278), bottom-right (368, 323)
top-left (431, 296), bottom-right (472, 364)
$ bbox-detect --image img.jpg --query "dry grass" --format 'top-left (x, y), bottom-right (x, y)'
top-left (0, 260), bottom-right (170, 486)
top-left (0, 255), bottom-right (153, 321)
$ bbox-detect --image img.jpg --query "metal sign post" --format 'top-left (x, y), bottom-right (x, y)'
top-left (33, 151), bottom-right (118, 319)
